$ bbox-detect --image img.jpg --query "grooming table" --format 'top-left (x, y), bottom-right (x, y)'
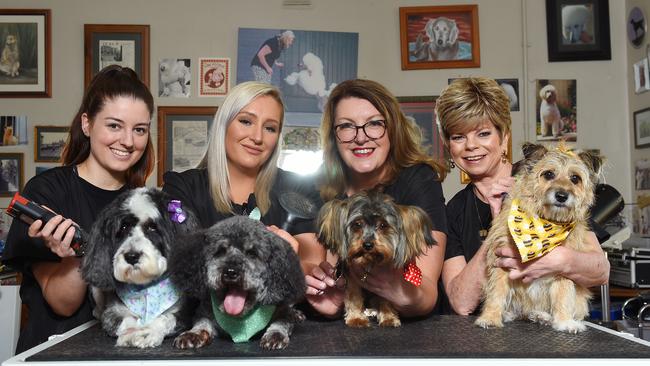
top-left (4, 316), bottom-right (650, 365)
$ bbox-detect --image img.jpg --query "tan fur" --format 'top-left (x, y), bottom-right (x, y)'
top-left (0, 34), bottom-right (20, 77)
top-left (475, 143), bottom-right (602, 333)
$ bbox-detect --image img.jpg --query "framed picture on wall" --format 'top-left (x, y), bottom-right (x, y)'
top-left (399, 5), bottom-right (480, 70)
top-left (634, 58), bottom-right (650, 94)
top-left (0, 9), bottom-right (51, 97)
top-left (634, 107), bottom-right (650, 149)
top-left (545, 0), bottom-right (611, 62)
top-left (84, 24), bottom-right (150, 87)
top-left (157, 106), bottom-right (217, 186)
top-left (0, 152), bottom-right (23, 197)
top-left (34, 125), bottom-right (68, 162)
top-left (396, 96), bottom-right (445, 161)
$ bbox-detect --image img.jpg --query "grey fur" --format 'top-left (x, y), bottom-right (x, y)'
top-left (170, 215), bottom-right (306, 350)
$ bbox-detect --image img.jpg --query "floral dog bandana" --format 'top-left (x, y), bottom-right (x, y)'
top-left (116, 275), bottom-right (181, 326)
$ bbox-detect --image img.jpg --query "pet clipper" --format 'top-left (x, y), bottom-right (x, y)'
top-left (6, 192), bottom-right (87, 256)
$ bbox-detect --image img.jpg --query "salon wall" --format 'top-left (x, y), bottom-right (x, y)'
top-left (0, 0), bottom-right (635, 208)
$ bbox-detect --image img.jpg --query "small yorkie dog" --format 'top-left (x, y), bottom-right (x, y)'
top-left (475, 142), bottom-right (603, 333)
top-left (317, 189), bottom-right (435, 327)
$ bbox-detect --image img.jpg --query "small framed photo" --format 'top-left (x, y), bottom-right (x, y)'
top-left (0, 152), bottom-right (23, 197)
top-left (34, 125), bottom-right (68, 162)
top-left (545, 0), bottom-right (611, 62)
top-left (159, 58), bottom-right (191, 98)
top-left (0, 115), bottom-right (27, 146)
top-left (634, 58), bottom-right (650, 94)
top-left (157, 106), bottom-right (217, 186)
top-left (396, 96), bottom-right (445, 161)
top-left (634, 107), bottom-right (650, 149)
top-left (0, 9), bottom-right (51, 97)
top-left (199, 58), bottom-right (229, 97)
top-left (399, 5), bottom-right (480, 70)
top-left (84, 24), bottom-right (150, 88)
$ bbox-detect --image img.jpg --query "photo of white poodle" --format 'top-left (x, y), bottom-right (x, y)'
top-left (285, 52), bottom-right (336, 112)
top-left (159, 58), bottom-right (191, 98)
top-left (536, 79), bottom-right (577, 142)
top-left (561, 5), bottom-right (594, 45)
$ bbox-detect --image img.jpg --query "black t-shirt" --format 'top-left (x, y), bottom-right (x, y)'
top-left (445, 183), bottom-right (491, 262)
top-left (162, 168), bottom-right (323, 234)
top-left (250, 37), bottom-right (282, 69)
top-left (1, 165), bottom-right (127, 353)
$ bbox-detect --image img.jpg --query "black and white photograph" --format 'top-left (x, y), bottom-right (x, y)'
top-left (159, 58), bottom-right (191, 98)
top-left (99, 40), bottom-right (135, 69)
top-left (34, 125), bottom-right (68, 162)
top-left (634, 107), bottom-right (650, 148)
top-left (0, 152), bottom-right (22, 196)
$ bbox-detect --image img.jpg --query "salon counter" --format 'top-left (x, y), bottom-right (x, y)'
top-left (4, 315), bottom-right (650, 365)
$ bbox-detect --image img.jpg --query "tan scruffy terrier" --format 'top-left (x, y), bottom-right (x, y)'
top-left (475, 142), bottom-right (603, 333)
top-left (318, 189), bottom-right (435, 328)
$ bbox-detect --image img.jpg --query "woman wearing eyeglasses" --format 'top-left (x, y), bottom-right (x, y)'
top-left (304, 79), bottom-right (448, 319)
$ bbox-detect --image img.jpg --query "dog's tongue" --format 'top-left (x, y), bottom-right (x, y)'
top-left (223, 288), bottom-right (247, 316)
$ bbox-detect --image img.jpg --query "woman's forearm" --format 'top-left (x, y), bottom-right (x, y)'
top-left (33, 258), bottom-right (87, 317)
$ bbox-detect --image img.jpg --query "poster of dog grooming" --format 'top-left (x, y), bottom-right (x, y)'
top-left (237, 28), bottom-right (358, 126)
top-left (0, 115), bottom-right (27, 146)
top-left (199, 58), bottom-right (229, 97)
top-left (536, 79), bottom-right (577, 142)
top-left (399, 5), bottom-right (480, 70)
top-left (159, 58), bottom-right (191, 98)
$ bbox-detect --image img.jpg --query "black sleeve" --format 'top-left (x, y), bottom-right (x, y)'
top-left (162, 170), bottom-right (215, 229)
top-left (445, 194), bottom-right (466, 261)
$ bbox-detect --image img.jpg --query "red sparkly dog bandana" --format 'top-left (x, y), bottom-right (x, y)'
top-left (403, 262), bottom-right (422, 286)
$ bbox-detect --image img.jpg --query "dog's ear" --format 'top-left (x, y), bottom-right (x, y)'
top-left (261, 232), bottom-right (306, 305)
top-left (396, 205), bottom-right (435, 267)
top-left (578, 150), bottom-right (604, 181)
top-left (317, 199), bottom-right (348, 258)
top-left (425, 19), bottom-right (435, 39)
top-left (449, 19), bottom-right (459, 44)
top-left (521, 142), bottom-right (547, 161)
top-left (168, 230), bottom-right (209, 299)
top-left (81, 203), bottom-right (121, 290)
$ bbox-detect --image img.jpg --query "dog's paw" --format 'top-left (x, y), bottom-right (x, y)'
top-left (503, 311), bottom-right (518, 323)
top-left (552, 319), bottom-right (586, 334)
top-left (260, 331), bottom-right (290, 350)
top-left (172, 330), bottom-right (212, 349)
top-left (475, 315), bottom-right (504, 329)
top-left (116, 328), bottom-right (164, 348)
top-left (528, 311), bottom-right (552, 325)
top-left (345, 315), bottom-right (370, 328)
top-left (378, 316), bottom-right (401, 328)
top-left (291, 308), bottom-right (306, 323)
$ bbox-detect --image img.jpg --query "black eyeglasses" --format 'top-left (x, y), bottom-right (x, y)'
top-left (334, 120), bottom-right (387, 143)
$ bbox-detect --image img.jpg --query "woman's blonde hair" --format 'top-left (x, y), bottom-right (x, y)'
top-left (198, 81), bottom-right (284, 214)
top-left (319, 79), bottom-right (446, 201)
top-left (436, 77), bottom-right (511, 145)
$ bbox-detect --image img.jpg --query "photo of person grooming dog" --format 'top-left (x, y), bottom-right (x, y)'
top-left (436, 77), bottom-right (608, 319)
top-left (305, 79), bottom-right (448, 323)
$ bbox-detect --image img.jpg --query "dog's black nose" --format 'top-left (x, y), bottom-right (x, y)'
top-left (124, 252), bottom-right (141, 265)
top-left (555, 190), bottom-right (569, 203)
top-left (222, 268), bottom-right (240, 283)
top-left (363, 241), bottom-right (374, 251)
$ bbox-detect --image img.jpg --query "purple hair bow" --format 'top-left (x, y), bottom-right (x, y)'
top-left (167, 200), bottom-right (186, 223)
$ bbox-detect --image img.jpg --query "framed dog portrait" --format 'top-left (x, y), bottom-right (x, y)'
top-left (399, 5), bottom-right (480, 70)
top-left (84, 24), bottom-right (150, 88)
top-left (634, 107), bottom-right (650, 149)
top-left (545, 0), bottom-right (611, 62)
top-left (157, 106), bottom-right (217, 186)
top-left (0, 152), bottom-right (23, 197)
top-left (34, 125), bottom-right (69, 162)
top-left (199, 58), bottom-right (230, 97)
top-left (0, 9), bottom-right (51, 98)
top-left (536, 79), bottom-right (577, 142)
top-left (634, 58), bottom-right (650, 94)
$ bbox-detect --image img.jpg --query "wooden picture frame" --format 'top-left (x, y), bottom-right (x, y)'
top-left (0, 152), bottom-right (23, 197)
top-left (34, 125), bottom-right (68, 162)
top-left (396, 96), bottom-right (446, 161)
top-left (399, 5), bottom-right (480, 70)
top-left (634, 107), bottom-right (650, 149)
top-left (545, 0), bottom-right (611, 62)
top-left (0, 9), bottom-right (51, 97)
top-left (157, 106), bottom-right (217, 186)
top-left (84, 24), bottom-right (150, 87)
top-left (634, 58), bottom-right (650, 94)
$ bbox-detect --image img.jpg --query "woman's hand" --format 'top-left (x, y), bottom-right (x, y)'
top-left (486, 176), bottom-right (514, 217)
top-left (348, 263), bottom-right (414, 308)
top-left (305, 261), bottom-right (345, 318)
top-left (267, 225), bottom-right (299, 253)
top-left (494, 245), bottom-right (568, 283)
top-left (28, 214), bottom-right (77, 258)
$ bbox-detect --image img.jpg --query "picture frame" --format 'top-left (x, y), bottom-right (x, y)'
top-left (396, 96), bottom-right (445, 161)
top-left (0, 152), bottom-right (23, 197)
top-left (84, 24), bottom-right (150, 88)
top-left (0, 9), bottom-right (51, 97)
top-left (545, 0), bottom-right (611, 62)
top-left (157, 106), bottom-right (217, 186)
top-left (634, 107), bottom-right (650, 149)
top-left (399, 5), bottom-right (480, 70)
top-left (34, 125), bottom-right (69, 162)
top-left (634, 58), bottom-right (650, 94)
top-left (199, 57), bottom-right (230, 97)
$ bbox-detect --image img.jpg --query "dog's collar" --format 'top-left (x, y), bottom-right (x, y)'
top-left (116, 275), bottom-right (181, 326)
top-left (507, 199), bottom-right (576, 263)
top-left (210, 291), bottom-right (275, 343)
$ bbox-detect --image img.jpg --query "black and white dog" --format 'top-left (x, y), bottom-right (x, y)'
top-left (170, 216), bottom-right (306, 350)
top-left (81, 187), bottom-right (197, 348)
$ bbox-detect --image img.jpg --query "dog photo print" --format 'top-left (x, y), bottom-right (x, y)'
top-left (159, 58), bottom-right (191, 98)
top-left (237, 28), bottom-right (358, 126)
top-left (199, 58), bottom-right (229, 97)
top-left (0, 115), bottom-right (27, 146)
top-left (536, 79), bottom-right (577, 142)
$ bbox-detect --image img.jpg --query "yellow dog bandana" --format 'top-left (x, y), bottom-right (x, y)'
top-left (507, 199), bottom-right (575, 263)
